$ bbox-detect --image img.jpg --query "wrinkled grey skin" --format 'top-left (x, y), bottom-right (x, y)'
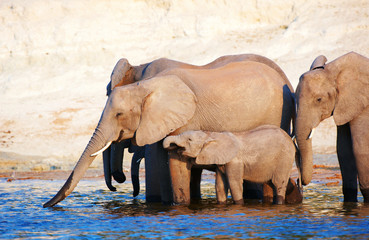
top-left (295, 52), bottom-right (369, 202)
top-left (104, 54), bottom-right (295, 202)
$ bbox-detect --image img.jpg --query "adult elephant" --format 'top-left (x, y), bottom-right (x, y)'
top-left (44, 60), bottom-right (295, 207)
top-left (295, 52), bottom-right (369, 202)
top-left (103, 54), bottom-right (294, 201)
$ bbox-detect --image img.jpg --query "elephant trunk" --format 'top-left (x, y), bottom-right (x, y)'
top-left (163, 135), bottom-right (180, 150)
top-left (295, 116), bottom-right (314, 186)
top-left (43, 128), bottom-right (110, 207)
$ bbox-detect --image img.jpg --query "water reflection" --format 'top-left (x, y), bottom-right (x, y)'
top-left (1, 179), bottom-right (369, 239)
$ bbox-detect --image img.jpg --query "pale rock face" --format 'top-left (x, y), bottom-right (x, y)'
top-left (0, 0), bottom-right (368, 170)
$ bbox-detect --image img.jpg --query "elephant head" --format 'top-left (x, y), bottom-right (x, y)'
top-left (163, 131), bottom-right (240, 165)
top-left (295, 52), bottom-right (369, 185)
top-left (43, 75), bottom-right (197, 207)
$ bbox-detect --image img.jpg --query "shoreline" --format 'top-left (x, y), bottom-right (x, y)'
top-left (0, 165), bottom-right (341, 186)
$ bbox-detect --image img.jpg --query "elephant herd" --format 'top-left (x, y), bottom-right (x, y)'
top-left (43, 52), bottom-right (369, 207)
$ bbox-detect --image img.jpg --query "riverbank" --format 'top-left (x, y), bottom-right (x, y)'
top-left (0, 162), bottom-right (341, 187)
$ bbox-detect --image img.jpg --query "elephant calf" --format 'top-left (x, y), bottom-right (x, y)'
top-left (163, 125), bottom-right (299, 204)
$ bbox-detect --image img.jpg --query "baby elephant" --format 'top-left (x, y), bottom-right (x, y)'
top-left (163, 125), bottom-right (298, 205)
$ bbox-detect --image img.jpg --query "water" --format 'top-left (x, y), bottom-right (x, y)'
top-left (1, 179), bottom-right (368, 239)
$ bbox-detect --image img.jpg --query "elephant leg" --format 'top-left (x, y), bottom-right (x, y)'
top-left (215, 166), bottom-right (228, 204)
top-left (145, 142), bottom-right (173, 204)
top-left (273, 179), bottom-right (288, 205)
top-left (263, 181), bottom-right (275, 204)
top-left (110, 141), bottom-right (126, 183)
top-left (262, 182), bottom-right (274, 203)
top-left (168, 151), bottom-right (191, 205)
top-left (285, 178), bottom-right (303, 204)
top-left (226, 164), bottom-right (244, 204)
top-left (144, 144), bottom-right (161, 202)
top-left (337, 123), bottom-right (358, 202)
top-left (190, 167), bottom-right (202, 200)
top-left (243, 181), bottom-right (263, 200)
top-left (103, 146), bottom-right (116, 191)
top-left (350, 110), bottom-right (369, 203)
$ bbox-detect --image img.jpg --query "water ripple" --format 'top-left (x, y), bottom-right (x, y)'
top-left (1, 179), bottom-right (369, 239)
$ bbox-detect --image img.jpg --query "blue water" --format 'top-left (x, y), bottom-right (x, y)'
top-left (1, 179), bottom-right (368, 239)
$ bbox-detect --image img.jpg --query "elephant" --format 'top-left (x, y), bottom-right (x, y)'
top-left (43, 59), bottom-right (296, 207)
top-left (295, 51), bottom-right (369, 203)
top-left (103, 54), bottom-right (295, 201)
top-left (163, 126), bottom-right (299, 204)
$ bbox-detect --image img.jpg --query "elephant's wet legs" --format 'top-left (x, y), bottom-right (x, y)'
top-left (215, 167), bottom-right (228, 204)
top-left (285, 178), bottom-right (303, 204)
top-left (145, 142), bottom-right (173, 204)
top-left (226, 165), bottom-right (244, 204)
top-left (337, 123), bottom-right (358, 202)
top-left (190, 168), bottom-right (202, 200)
top-left (350, 113), bottom-right (369, 203)
top-left (169, 151), bottom-right (191, 205)
top-left (262, 182), bottom-right (274, 204)
top-left (243, 181), bottom-right (263, 200)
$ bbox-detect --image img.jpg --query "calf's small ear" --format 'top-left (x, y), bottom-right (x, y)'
top-left (196, 132), bottom-right (240, 165)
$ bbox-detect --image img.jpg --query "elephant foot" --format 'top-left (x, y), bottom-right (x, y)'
top-left (233, 198), bottom-right (244, 205)
top-left (360, 188), bottom-right (369, 203)
top-left (285, 178), bottom-right (303, 204)
top-left (173, 190), bottom-right (191, 205)
top-left (276, 195), bottom-right (285, 205)
top-left (112, 171), bottom-right (126, 183)
top-left (343, 187), bottom-right (358, 202)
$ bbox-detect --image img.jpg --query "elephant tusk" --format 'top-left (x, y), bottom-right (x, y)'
top-left (307, 128), bottom-right (316, 140)
top-left (91, 141), bottom-right (113, 157)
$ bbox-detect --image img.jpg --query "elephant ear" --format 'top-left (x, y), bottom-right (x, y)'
top-left (108, 58), bottom-right (134, 95)
top-left (310, 55), bottom-right (327, 70)
top-left (196, 132), bottom-right (240, 165)
top-left (135, 75), bottom-right (197, 146)
top-left (333, 53), bottom-right (369, 125)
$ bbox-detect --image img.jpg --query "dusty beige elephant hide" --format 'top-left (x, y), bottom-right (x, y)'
top-left (44, 59), bottom-right (294, 207)
top-left (104, 53), bottom-right (295, 202)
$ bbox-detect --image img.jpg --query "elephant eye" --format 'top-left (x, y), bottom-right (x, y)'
top-left (116, 113), bottom-right (123, 117)
top-left (316, 98), bottom-right (322, 103)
